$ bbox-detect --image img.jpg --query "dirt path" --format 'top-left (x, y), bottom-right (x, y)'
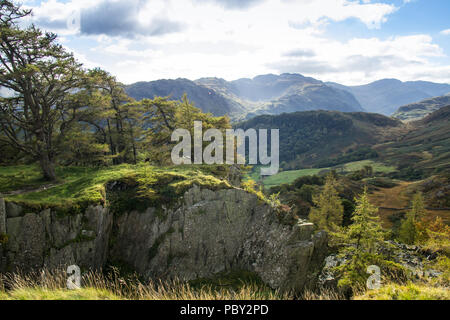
top-left (1, 183), bottom-right (62, 197)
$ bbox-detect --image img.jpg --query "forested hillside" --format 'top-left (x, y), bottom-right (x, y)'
top-left (376, 105), bottom-right (450, 177)
top-left (237, 111), bottom-right (403, 170)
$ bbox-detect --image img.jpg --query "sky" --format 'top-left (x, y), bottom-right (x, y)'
top-left (19, 0), bottom-right (450, 85)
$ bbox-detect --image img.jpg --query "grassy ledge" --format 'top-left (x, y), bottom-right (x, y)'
top-left (0, 164), bottom-right (232, 213)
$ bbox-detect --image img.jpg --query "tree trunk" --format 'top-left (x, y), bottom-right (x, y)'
top-left (39, 152), bottom-right (57, 181)
top-left (106, 119), bottom-right (117, 164)
top-left (129, 122), bottom-right (137, 164)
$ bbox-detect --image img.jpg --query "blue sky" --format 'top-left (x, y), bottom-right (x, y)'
top-left (21, 0), bottom-right (450, 85)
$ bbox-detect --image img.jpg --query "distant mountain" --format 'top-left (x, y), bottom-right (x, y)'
top-left (221, 73), bottom-right (364, 119)
top-left (124, 78), bottom-right (247, 117)
top-left (125, 75), bottom-right (450, 120)
top-left (125, 74), bottom-right (363, 120)
top-left (236, 110), bottom-right (403, 170)
top-left (392, 94), bottom-right (450, 121)
top-left (327, 79), bottom-right (450, 116)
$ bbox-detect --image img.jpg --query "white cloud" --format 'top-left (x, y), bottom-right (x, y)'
top-left (264, 34), bottom-right (447, 85)
top-left (21, 0), bottom-right (450, 85)
top-left (25, 0), bottom-right (398, 37)
top-left (441, 29), bottom-right (450, 36)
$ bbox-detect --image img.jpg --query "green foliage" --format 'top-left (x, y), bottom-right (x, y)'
top-left (332, 188), bottom-right (387, 289)
top-left (342, 160), bottom-right (396, 176)
top-left (342, 199), bottom-right (355, 227)
top-left (397, 192), bottom-right (426, 245)
top-left (253, 160), bottom-right (394, 189)
top-left (426, 255), bottom-right (450, 287)
top-left (298, 185), bottom-right (316, 203)
top-left (355, 282), bottom-right (450, 300)
top-left (409, 192), bottom-right (426, 220)
top-left (365, 177), bottom-right (398, 188)
top-left (398, 215), bottom-right (418, 245)
top-left (420, 217), bottom-right (450, 256)
top-left (335, 188), bottom-right (385, 253)
top-left (268, 192), bottom-right (282, 209)
top-left (348, 165), bottom-right (375, 181)
top-left (317, 147), bottom-right (379, 168)
top-left (266, 175), bottom-right (324, 219)
top-left (0, 4), bottom-right (85, 180)
top-left (388, 211), bottom-right (407, 239)
top-left (241, 179), bottom-right (266, 202)
top-left (390, 166), bottom-right (424, 181)
top-left (291, 175), bottom-right (325, 189)
top-left (80, 68), bottom-right (143, 166)
top-left (0, 165), bottom-right (47, 193)
top-left (309, 174), bottom-right (344, 233)
top-left (142, 94), bottom-right (231, 166)
top-left (257, 168), bottom-right (324, 189)
top-left (58, 123), bottom-right (111, 166)
top-left (0, 3), bottom-right (233, 181)
top-left (336, 254), bottom-right (406, 291)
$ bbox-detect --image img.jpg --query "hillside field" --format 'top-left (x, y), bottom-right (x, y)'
top-left (249, 160), bottom-right (397, 189)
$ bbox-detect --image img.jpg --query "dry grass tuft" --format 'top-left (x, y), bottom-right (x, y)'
top-left (0, 268), bottom-right (290, 300)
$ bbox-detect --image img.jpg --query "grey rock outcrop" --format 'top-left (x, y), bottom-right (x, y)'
top-left (2, 205), bottom-right (112, 271)
top-left (111, 186), bottom-right (328, 292)
top-left (0, 198), bottom-right (6, 234)
top-left (0, 185), bottom-right (328, 294)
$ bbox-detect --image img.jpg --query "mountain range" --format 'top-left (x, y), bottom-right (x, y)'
top-left (125, 74), bottom-right (450, 120)
top-left (125, 73), bottom-right (363, 120)
top-left (327, 79), bottom-right (450, 116)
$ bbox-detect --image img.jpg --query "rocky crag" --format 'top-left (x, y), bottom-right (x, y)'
top-left (0, 185), bottom-right (328, 294)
